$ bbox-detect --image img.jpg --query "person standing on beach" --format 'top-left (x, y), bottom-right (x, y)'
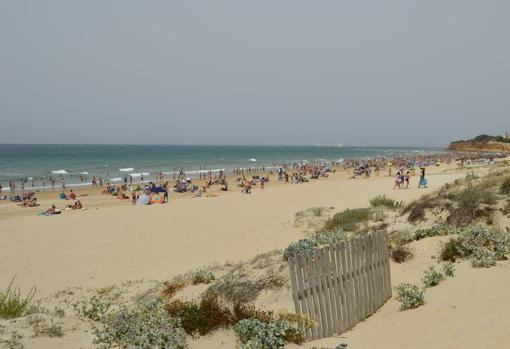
top-left (418, 167), bottom-right (427, 188)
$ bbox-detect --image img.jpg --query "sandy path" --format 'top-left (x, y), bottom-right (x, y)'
top-left (0, 171), bottom-right (462, 295)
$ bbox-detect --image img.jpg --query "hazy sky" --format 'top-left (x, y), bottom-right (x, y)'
top-left (1, 1), bottom-right (509, 146)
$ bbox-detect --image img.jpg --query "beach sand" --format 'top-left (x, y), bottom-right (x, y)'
top-left (0, 166), bottom-right (464, 295)
top-left (2, 163), bottom-right (509, 348)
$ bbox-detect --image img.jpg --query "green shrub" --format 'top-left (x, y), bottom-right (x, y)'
top-left (395, 283), bottom-right (424, 310)
top-left (234, 318), bottom-right (304, 349)
top-left (283, 239), bottom-right (318, 261)
top-left (414, 225), bottom-right (454, 240)
top-left (0, 276), bottom-right (37, 319)
top-left (165, 294), bottom-right (234, 336)
top-left (233, 304), bottom-right (274, 323)
top-left (390, 244), bottom-right (413, 263)
top-left (442, 262), bottom-right (455, 277)
top-left (310, 229), bottom-right (347, 245)
top-left (447, 186), bottom-right (497, 227)
top-left (370, 195), bottom-right (397, 208)
top-left (470, 248), bottom-right (497, 268)
top-left (75, 295), bottom-right (112, 321)
top-left (422, 266), bottom-right (445, 288)
top-left (440, 238), bottom-right (462, 262)
top-left (161, 280), bottom-right (186, 298)
top-left (95, 301), bottom-right (186, 349)
top-left (500, 177), bottom-right (510, 195)
top-left (389, 230), bottom-right (415, 246)
top-left (322, 208), bottom-right (371, 232)
top-left (191, 270), bottom-right (215, 285)
top-left (458, 225), bottom-right (510, 268)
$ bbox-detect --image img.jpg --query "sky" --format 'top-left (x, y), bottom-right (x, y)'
top-left (0, 1), bottom-right (509, 147)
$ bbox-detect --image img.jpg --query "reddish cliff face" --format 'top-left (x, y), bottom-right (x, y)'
top-left (448, 140), bottom-right (510, 152)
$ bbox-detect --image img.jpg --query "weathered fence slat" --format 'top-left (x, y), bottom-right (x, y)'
top-left (289, 231), bottom-right (391, 340)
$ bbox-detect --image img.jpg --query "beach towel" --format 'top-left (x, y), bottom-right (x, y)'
top-left (136, 194), bottom-right (150, 205)
top-left (150, 194), bottom-right (164, 204)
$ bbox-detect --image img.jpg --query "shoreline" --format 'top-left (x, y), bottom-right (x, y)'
top-left (1, 149), bottom-right (504, 194)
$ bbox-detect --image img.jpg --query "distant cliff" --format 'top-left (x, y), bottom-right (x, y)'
top-left (448, 134), bottom-right (510, 152)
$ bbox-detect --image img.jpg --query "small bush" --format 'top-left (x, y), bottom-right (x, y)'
top-left (389, 230), bottom-right (415, 246)
top-left (32, 318), bottom-right (64, 337)
top-left (75, 295), bottom-right (111, 321)
top-left (422, 266), bottom-right (445, 288)
top-left (447, 186), bottom-right (497, 227)
top-left (161, 281), bottom-right (186, 298)
top-left (191, 270), bottom-right (215, 285)
top-left (395, 283), bottom-right (424, 310)
top-left (370, 195), bottom-right (397, 208)
top-left (470, 248), bottom-right (497, 268)
top-left (442, 262), bottom-right (455, 277)
top-left (391, 244), bottom-right (413, 263)
top-left (283, 239), bottom-right (318, 261)
top-left (206, 265), bottom-right (285, 304)
top-left (440, 238), bottom-right (462, 262)
top-left (234, 318), bottom-right (304, 349)
top-left (458, 225), bottom-right (510, 267)
top-left (403, 195), bottom-right (437, 223)
top-left (322, 208), bottom-right (371, 232)
top-left (414, 225), bottom-right (453, 240)
top-left (309, 207), bottom-right (327, 217)
top-left (95, 302), bottom-right (186, 349)
top-left (0, 276), bottom-right (37, 319)
top-left (165, 294), bottom-right (234, 336)
top-left (310, 229), bottom-right (347, 245)
top-left (233, 304), bottom-right (274, 323)
top-left (500, 177), bottom-right (510, 195)
top-left (276, 310), bottom-right (317, 330)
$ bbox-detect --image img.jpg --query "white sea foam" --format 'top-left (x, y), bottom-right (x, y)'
top-left (51, 169), bottom-right (68, 174)
top-left (110, 177), bottom-right (122, 182)
top-left (119, 168), bottom-right (134, 172)
top-left (129, 172), bottom-right (150, 177)
top-left (79, 172), bottom-right (89, 175)
top-left (250, 158), bottom-right (257, 162)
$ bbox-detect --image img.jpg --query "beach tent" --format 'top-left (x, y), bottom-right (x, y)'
top-left (151, 186), bottom-right (165, 193)
top-left (136, 194), bottom-right (150, 205)
top-left (150, 194), bottom-right (164, 204)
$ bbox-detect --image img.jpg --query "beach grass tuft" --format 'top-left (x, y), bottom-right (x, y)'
top-left (369, 195), bottom-right (399, 209)
top-left (322, 208), bottom-right (371, 232)
top-left (0, 276), bottom-right (38, 319)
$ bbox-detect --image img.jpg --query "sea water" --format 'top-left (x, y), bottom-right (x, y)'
top-left (0, 144), bottom-right (443, 189)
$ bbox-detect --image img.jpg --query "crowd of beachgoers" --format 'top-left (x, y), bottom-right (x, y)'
top-left (0, 151), bottom-right (506, 216)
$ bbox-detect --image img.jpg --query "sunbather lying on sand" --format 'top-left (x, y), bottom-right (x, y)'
top-left (67, 201), bottom-right (83, 210)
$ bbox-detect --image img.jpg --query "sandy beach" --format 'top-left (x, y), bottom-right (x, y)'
top-left (2, 161), bottom-right (510, 349)
top-left (0, 166), bottom-right (463, 295)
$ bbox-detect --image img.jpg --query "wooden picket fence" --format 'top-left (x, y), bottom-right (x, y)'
top-left (288, 230), bottom-right (392, 340)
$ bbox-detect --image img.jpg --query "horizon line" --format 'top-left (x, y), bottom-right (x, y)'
top-left (0, 143), bottom-right (446, 149)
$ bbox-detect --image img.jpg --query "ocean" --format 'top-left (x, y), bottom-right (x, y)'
top-left (0, 144), bottom-right (443, 189)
